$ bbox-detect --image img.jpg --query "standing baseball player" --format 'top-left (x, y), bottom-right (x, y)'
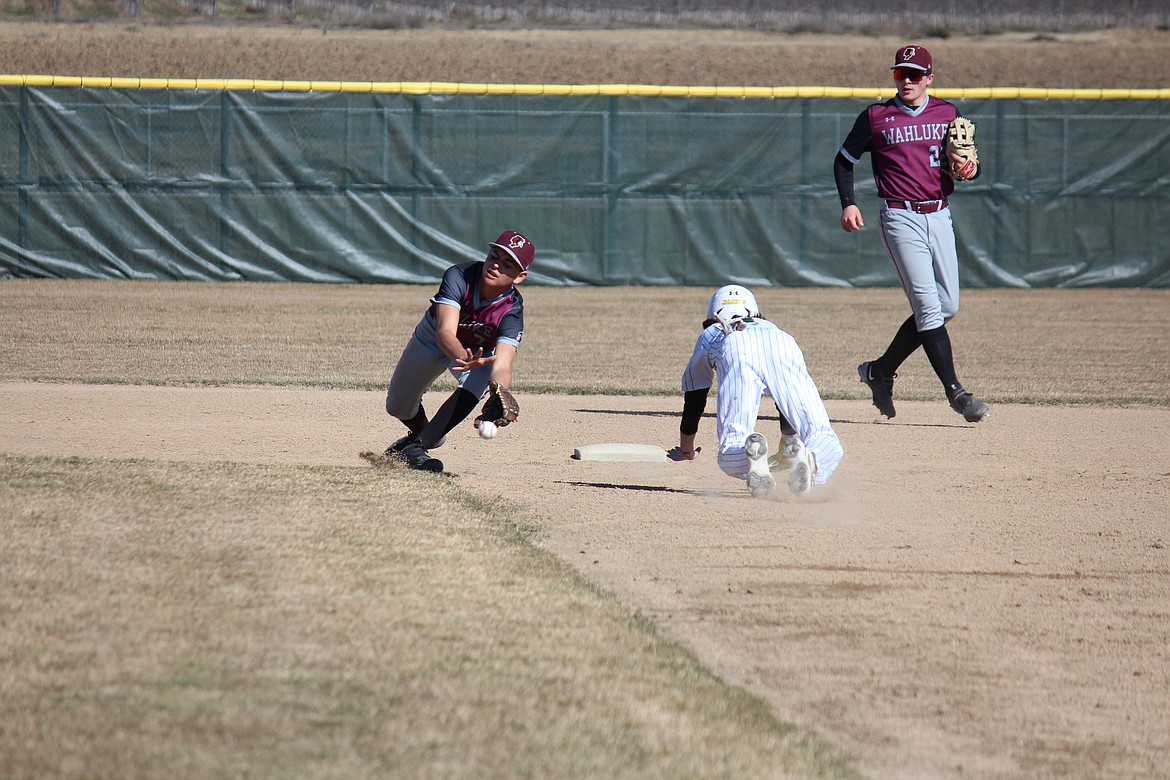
top-left (383, 230), bottom-right (533, 472)
top-left (834, 44), bottom-right (990, 423)
top-left (668, 285), bottom-right (843, 498)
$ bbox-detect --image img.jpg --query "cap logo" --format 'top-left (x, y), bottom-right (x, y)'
top-left (507, 235), bottom-right (528, 251)
top-left (901, 46), bottom-right (917, 62)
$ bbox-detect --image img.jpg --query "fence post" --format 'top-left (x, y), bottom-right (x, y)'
top-left (17, 85), bottom-right (29, 253)
top-left (218, 90), bottom-right (232, 270)
top-left (602, 95), bottom-right (617, 282)
top-left (798, 96), bottom-right (813, 285)
top-left (410, 95), bottom-right (423, 276)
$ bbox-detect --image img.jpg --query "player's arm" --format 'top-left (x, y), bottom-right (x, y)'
top-left (671, 332), bottom-right (715, 461)
top-left (836, 110), bottom-right (871, 232)
top-left (487, 342), bottom-right (518, 390)
top-left (682, 386), bottom-right (708, 435)
top-left (483, 303), bottom-right (523, 388)
top-left (434, 303), bottom-right (494, 371)
top-left (835, 152), bottom-right (864, 232)
top-left (669, 388), bottom-right (709, 461)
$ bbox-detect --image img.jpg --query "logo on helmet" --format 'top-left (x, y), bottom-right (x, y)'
top-left (706, 284), bottom-right (760, 332)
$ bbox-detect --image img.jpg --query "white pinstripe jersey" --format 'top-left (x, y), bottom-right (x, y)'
top-left (682, 318), bottom-right (834, 451)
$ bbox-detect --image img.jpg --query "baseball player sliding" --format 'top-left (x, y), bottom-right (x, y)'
top-left (834, 44), bottom-right (990, 423)
top-left (667, 285), bottom-right (844, 499)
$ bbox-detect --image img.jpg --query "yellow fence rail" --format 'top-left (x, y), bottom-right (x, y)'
top-left (3, 75), bottom-right (1170, 100)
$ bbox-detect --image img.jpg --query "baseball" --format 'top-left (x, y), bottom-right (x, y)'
top-left (476, 420), bottom-right (497, 439)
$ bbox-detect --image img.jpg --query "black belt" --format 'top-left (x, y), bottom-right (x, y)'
top-left (885, 199), bottom-right (948, 214)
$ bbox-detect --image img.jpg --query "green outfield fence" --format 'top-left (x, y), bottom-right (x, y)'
top-left (2, 77), bottom-right (1168, 287)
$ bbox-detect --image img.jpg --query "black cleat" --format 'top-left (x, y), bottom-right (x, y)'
top-left (385, 432), bottom-right (446, 459)
top-left (858, 361), bottom-right (897, 418)
top-left (384, 433), bottom-right (416, 457)
top-left (948, 389), bottom-right (990, 423)
top-left (400, 441), bottom-right (444, 473)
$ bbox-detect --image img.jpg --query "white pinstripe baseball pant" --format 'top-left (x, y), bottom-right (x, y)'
top-left (682, 319), bottom-right (843, 485)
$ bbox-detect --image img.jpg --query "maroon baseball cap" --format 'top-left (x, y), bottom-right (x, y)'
top-left (891, 44), bottom-right (933, 74)
top-left (489, 230), bottom-right (535, 271)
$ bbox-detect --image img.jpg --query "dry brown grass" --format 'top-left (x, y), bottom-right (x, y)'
top-left (3, 22), bottom-right (1170, 88)
top-left (1, 451), bottom-right (852, 779)
top-left (3, 280), bottom-right (1167, 406)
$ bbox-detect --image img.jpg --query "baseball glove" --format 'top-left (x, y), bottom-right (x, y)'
top-left (946, 117), bottom-right (979, 181)
top-left (477, 381), bottom-right (520, 427)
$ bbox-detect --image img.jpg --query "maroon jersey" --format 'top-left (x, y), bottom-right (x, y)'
top-left (414, 261), bottom-right (524, 352)
top-left (839, 94), bottom-right (960, 202)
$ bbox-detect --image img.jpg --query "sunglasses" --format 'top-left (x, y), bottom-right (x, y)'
top-left (893, 68), bottom-right (929, 83)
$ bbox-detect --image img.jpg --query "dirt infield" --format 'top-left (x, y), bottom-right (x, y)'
top-left (3, 381), bottom-right (1168, 778)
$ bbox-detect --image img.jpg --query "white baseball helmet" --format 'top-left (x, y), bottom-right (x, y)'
top-left (707, 284), bottom-right (760, 323)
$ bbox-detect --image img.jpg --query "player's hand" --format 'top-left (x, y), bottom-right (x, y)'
top-left (949, 150), bottom-right (978, 180)
top-left (841, 205), bottom-right (864, 232)
top-left (452, 347), bottom-right (496, 372)
top-left (667, 446), bottom-right (700, 461)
